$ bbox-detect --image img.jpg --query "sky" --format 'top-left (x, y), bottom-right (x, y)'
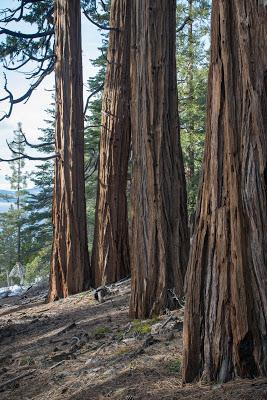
top-left (0, 1), bottom-right (102, 190)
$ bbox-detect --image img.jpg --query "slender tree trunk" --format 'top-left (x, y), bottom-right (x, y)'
top-left (16, 125), bottom-right (23, 264)
top-left (187, 0), bottom-right (195, 180)
top-left (183, 0), bottom-right (267, 383)
top-left (6, 270), bottom-right (10, 287)
top-left (48, 0), bottom-right (91, 301)
top-left (129, 0), bottom-right (189, 319)
top-left (91, 0), bottom-right (131, 287)
top-left (17, 157), bottom-right (21, 264)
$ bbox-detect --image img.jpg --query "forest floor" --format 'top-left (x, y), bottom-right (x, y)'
top-left (0, 280), bottom-right (267, 400)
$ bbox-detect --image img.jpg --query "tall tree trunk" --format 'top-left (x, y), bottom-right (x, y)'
top-left (91, 0), bottom-right (131, 287)
top-left (187, 0), bottom-right (195, 181)
top-left (17, 147), bottom-right (21, 264)
top-left (183, 0), bottom-right (267, 383)
top-left (48, 0), bottom-right (91, 301)
top-left (129, 0), bottom-right (189, 319)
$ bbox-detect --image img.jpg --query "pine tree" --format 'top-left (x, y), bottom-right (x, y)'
top-left (23, 106), bottom-right (54, 281)
top-left (25, 105), bottom-right (54, 257)
top-left (0, 1), bottom-right (54, 118)
top-left (177, 0), bottom-right (211, 216)
top-left (5, 123), bottom-right (28, 265)
top-left (0, 206), bottom-right (18, 285)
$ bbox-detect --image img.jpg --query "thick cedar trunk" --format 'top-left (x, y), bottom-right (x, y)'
top-left (48, 0), bottom-right (91, 301)
top-left (129, 0), bottom-right (189, 319)
top-left (91, 0), bottom-right (131, 287)
top-left (183, 0), bottom-right (267, 383)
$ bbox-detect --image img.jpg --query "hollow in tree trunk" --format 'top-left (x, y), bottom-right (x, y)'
top-left (91, 0), bottom-right (131, 287)
top-left (183, 0), bottom-right (267, 383)
top-left (48, 0), bottom-right (91, 301)
top-left (129, 0), bottom-right (189, 319)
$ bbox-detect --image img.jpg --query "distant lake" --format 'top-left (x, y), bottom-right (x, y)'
top-left (0, 201), bottom-right (11, 212)
top-left (0, 188), bottom-right (39, 213)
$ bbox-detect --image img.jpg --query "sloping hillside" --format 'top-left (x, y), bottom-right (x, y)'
top-left (0, 281), bottom-right (266, 400)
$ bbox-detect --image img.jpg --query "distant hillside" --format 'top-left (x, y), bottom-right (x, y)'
top-left (0, 188), bottom-right (39, 212)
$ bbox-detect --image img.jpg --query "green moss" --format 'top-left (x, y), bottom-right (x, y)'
top-left (130, 320), bottom-right (151, 335)
top-left (129, 316), bottom-right (161, 336)
top-left (115, 330), bottom-right (124, 341)
top-left (149, 315), bottom-right (161, 324)
top-left (19, 356), bottom-right (35, 366)
top-left (167, 359), bottom-right (181, 374)
top-left (93, 325), bottom-right (111, 338)
top-left (114, 345), bottom-right (130, 356)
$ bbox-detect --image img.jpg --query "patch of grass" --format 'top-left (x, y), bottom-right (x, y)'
top-left (115, 330), bottom-right (124, 341)
top-left (114, 345), bottom-right (130, 356)
top-left (19, 356), bottom-right (35, 366)
top-left (129, 316), bottom-right (161, 336)
top-left (86, 295), bottom-right (96, 305)
top-left (130, 320), bottom-right (152, 335)
top-left (93, 325), bottom-right (111, 338)
top-left (149, 315), bottom-right (161, 324)
top-left (129, 360), bottom-right (138, 369)
top-left (75, 291), bottom-right (87, 298)
top-left (167, 358), bottom-right (181, 374)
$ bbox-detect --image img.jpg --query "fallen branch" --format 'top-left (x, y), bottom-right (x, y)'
top-left (50, 360), bottom-right (65, 370)
top-left (0, 369), bottom-right (36, 391)
top-left (50, 351), bottom-right (75, 363)
top-left (19, 285), bottom-right (33, 299)
top-left (161, 315), bottom-right (176, 330)
top-left (57, 322), bottom-right (77, 336)
top-left (35, 307), bottom-right (50, 314)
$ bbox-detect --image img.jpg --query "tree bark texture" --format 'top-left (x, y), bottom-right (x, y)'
top-left (183, 0), bottom-right (267, 383)
top-left (48, 0), bottom-right (91, 301)
top-left (91, 0), bottom-right (131, 287)
top-left (129, 0), bottom-right (189, 319)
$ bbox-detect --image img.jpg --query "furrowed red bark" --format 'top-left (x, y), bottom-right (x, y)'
top-left (129, 0), bottom-right (189, 319)
top-left (48, 0), bottom-right (91, 301)
top-left (91, 0), bottom-right (131, 287)
top-left (183, 0), bottom-right (267, 383)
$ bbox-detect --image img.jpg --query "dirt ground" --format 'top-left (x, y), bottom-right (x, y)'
top-left (0, 280), bottom-right (267, 400)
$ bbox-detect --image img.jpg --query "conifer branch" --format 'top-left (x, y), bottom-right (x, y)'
top-left (83, 83), bottom-right (104, 117)
top-left (3, 139), bottom-right (58, 162)
top-left (11, 130), bottom-right (55, 149)
top-left (177, 16), bottom-right (192, 33)
top-left (0, 153), bottom-right (58, 162)
top-left (83, 10), bottom-right (119, 32)
top-left (0, 60), bottom-right (54, 121)
top-left (0, 27), bottom-right (54, 39)
top-left (0, 1), bottom-right (42, 23)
